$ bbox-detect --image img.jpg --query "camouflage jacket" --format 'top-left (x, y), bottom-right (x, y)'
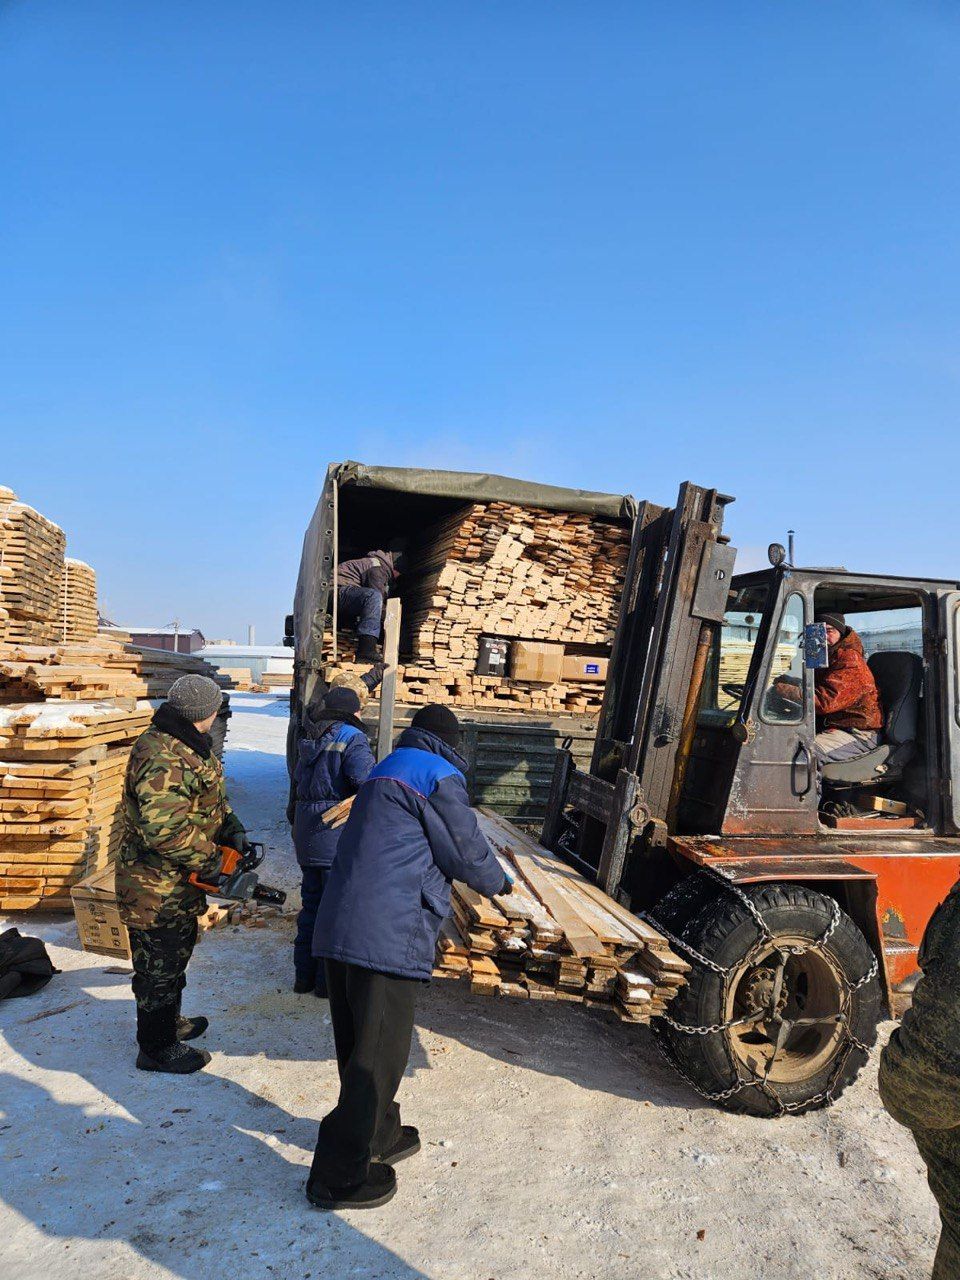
top-left (879, 879), bottom-right (960, 1132)
top-left (116, 724), bottom-right (232, 930)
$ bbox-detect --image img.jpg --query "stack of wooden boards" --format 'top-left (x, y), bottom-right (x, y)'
top-left (434, 808), bottom-right (689, 1023)
top-left (326, 500), bottom-right (630, 715)
top-left (60, 559), bottom-right (98, 642)
top-left (0, 487), bottom-right (68, 646)
top-left (0, 482), bottom-right (232, 911)
top-left (0, 702), bottom-right (153, 910)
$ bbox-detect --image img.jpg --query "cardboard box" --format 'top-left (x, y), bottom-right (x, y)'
top-left (510, 641), bottom-right (565, 683)
top-left (562, 655), bottom-right (609, 683)
top-left (71, 862), bottom-right (131, 959)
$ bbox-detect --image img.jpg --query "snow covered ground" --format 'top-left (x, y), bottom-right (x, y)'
top-left (0, 693), bottom-right (941, 1279)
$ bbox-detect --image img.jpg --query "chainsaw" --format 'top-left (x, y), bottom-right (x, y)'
top-left (188, 841), bottom-right (287, 906)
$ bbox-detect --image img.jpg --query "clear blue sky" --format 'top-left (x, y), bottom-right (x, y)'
top-left (2, 2), bottom-right (959, 642)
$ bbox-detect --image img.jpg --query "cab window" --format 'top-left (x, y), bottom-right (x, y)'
top-left (760, 594), bottom-right (805, 724)
top-left (698, 584), bottom-right (769, 726)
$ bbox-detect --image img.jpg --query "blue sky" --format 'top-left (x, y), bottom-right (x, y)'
top-left (2, 2), bottom-right (959, 642)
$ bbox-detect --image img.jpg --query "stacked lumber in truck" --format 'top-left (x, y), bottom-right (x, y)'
top-left (0, 488), bottom-right (67, 646)
top-left (0, 702), bottom-right (152, 910)
top-left (59, 558), bottom-right (98, 643)
top-left (325, 500), bottom-right (629, 715)
top-left (432, 808), bottom-right (689, 1024)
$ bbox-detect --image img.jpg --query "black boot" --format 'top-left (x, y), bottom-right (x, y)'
top-left (136, 1004), bottom-right (210, 1074)
top-left (174, 992), bottom-right (208, 1041)
top-left (378, 1126), bottom-right (421, 1166)
top-left (306, 1163), bottom-right (396, 1211)
top-left (356, 634), bottom-right (381, 662)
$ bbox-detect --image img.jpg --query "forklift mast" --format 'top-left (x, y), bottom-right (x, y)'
top-left (541, 482), bottom-right (736, 905)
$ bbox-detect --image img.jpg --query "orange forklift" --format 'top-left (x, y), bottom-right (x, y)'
top-left (540, 482), bottom-right (960, 1115)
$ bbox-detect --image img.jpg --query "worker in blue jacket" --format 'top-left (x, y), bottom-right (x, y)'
top-left (287, 684), bottom-right (376, 997)
top-left (306, 703), bottom-right (511, 1212)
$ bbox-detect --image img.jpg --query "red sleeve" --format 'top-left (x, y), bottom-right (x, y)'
top-left (815, 648), bottom-right (868, 716)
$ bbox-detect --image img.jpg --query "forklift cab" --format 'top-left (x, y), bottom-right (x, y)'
top-left (681, 565), bottom-right (960, 841)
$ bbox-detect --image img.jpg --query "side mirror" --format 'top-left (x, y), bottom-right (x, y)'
top-left (284, 613), bottom-right (294, 639)
top-left (282, 635), bottom-right (295, 649)
top-left (803, 622), bottom-right (829, 669)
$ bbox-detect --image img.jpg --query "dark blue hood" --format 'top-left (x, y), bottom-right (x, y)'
top-left (396, 725), bottom-right (467, 773)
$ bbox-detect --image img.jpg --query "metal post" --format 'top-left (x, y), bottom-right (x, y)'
top-left (331, 478), bottom-right (339, 665)
top-left (377, 597), bottom-right (401, 760)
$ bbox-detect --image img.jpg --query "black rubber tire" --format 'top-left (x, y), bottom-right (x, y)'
top-left (651, 880), bottom-right (883, 1116)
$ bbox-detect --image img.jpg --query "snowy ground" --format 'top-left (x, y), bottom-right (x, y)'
top-left (0, 693), bottom-right (941, 1280)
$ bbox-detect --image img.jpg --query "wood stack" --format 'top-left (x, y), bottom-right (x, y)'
top-left (0, 640), bottom-right (234, 702)
top-left (260, 670), bottom-right (293, 690)
top-left (59, 558), bottom-right (98, 643)
top-left (0, 702), bottom-right (152, 910)
top-left (217, 666), bottom-right (255, 690)
top-left (0, 488), bottom-right (66, 646)
top-left (433, 808), bottom-right (689, 1023)
top-left (326, 499), bottom-right (630, 715)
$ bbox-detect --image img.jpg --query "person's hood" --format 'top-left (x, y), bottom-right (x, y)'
top-left (832, 628), bottom-right (865, 658)
top-left (151, 701), bottom-right (213, 760)
top-left (368, 549), bottom-right (398, 578)
top-left (396, 725), bottom-right (467, 773)
top-left (302, 706), bottom-right (366, 739)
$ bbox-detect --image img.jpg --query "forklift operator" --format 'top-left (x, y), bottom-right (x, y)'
top-left (775, 611), bottom-right (883, 767)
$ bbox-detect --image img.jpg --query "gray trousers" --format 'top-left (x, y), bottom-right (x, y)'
top-left (814, 727), bottom-right (881, 765)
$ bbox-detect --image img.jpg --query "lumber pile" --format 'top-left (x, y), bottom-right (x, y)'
top-left (217, 666), bottom-right (255, 691)
top-left (0, 483), bottom-right (233, 912)
top-left (433, 808), bottom-right (689, 1023)
top-left (0, 702), bottom-right (152, 910)
top-left (59, 558), bottom-right (98, 643)
top-left (0, 488), bottom-right (66, 646)
top-left (260, 670), bottom-right (293, 690)
top-left (327, 500), bottom-right (630, 715)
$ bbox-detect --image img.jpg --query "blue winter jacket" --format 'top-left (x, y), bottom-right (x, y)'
top-left (291, 717), bottom-right (376, 868)
top-left (312, 726), bottom-right (508, 980)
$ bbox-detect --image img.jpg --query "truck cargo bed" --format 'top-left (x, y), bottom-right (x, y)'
top-left (435, 807), bottom-right (688, 1024)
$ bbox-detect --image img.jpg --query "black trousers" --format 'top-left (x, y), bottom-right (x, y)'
top-left (310, 959), bottom-right (418, 1189)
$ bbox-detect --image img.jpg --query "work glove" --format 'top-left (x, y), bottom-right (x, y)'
top-left (361, 661), bottom-right (386, 692)
top-left (499, 870), bottom-right (516, 897)
top-left (217, 812), bottom-right (249, 854)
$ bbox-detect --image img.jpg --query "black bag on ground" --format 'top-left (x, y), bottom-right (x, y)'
top-left (0, 928), bottom-right (59, 1000)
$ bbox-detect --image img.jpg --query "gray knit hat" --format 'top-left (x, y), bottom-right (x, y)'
top-left (167, 674), bottom-right (223, 722)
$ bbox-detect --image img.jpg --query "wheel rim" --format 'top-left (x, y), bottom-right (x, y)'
top-left (723, 933), bottom-right (846, 1085)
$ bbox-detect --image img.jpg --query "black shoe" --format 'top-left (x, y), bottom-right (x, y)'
top-left (306, 1162), bottom-right (396, 1210)
top-left (136, 1042), bottom-right (211, 1074)
top-left (356, 634), bottom-right (381, 662)
top-left (176, 1014), bottom-right (209, 1041)
top-left (294, 976), bottom-right (315, 994)
top-left (378, 1126), bottom-right (420, 1166)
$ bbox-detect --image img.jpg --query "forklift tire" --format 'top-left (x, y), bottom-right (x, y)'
top-left (651, 880), bottom-right (883, 1117)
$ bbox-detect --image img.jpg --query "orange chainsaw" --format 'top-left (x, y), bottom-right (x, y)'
top-left (188, 842), bottom-right (286, 906)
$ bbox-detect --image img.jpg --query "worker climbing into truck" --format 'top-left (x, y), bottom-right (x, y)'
top-left (775, 611), bottom-right (883, 770)
top-left (286, 664), bottom-right (383, 997)
top-left (305, 703), bottom-right (512, 1211)
top-left (336, 548), bottom-right (400, 661)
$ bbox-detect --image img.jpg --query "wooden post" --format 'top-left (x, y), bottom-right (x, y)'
top-left (377, 597), bottom-right (401, 760)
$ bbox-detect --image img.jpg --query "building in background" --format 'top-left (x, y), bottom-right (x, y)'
top-left (199, 644), bottom-right (293, 686)
top-left (99, 624), bottom-right (206, 654)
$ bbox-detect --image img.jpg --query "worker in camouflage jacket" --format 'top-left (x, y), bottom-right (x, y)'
top-left (117, 674), bottom-right (247, 1075)
top-left (879, 880), bottom-right (960, 1279)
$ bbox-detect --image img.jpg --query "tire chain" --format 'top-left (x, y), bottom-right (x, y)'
top-left (648, 872), bottom-right (879, 1115)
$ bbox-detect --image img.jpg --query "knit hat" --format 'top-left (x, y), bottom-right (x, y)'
top-left (322, 685), bottom-right (362, 715)
top-left (815, 611), bottom-right (847, 635)
top-left (412, 703), bottom-right (461, 750)
top-left (167, 674), bottom-right (223, 723)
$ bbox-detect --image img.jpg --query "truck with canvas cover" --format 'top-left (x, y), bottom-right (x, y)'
top-left (287, 461), bottom-right (635, 817)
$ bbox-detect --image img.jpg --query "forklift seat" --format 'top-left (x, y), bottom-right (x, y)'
top-left (820, 651), bottom-right (923, 787)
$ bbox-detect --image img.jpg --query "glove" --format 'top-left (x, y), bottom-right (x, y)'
top-left (361, 661), bottom-right (386, 692)
top-left (217, 812), bottom-right (249, 854)
top-left (500, 871), bottom-right (515, 896)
